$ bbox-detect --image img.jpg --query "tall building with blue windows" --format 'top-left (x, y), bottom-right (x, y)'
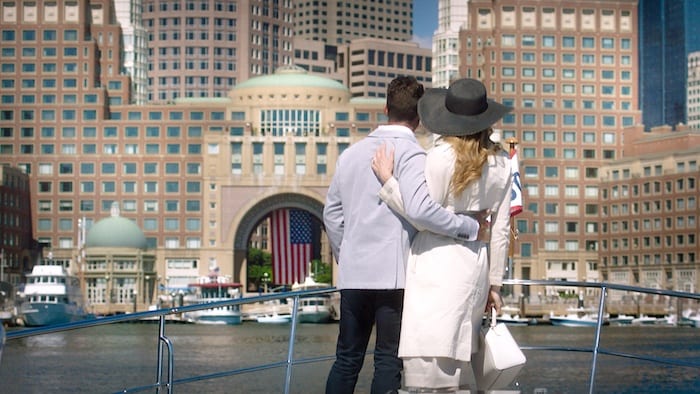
top-left (639, 0), bottom-right (700, 130)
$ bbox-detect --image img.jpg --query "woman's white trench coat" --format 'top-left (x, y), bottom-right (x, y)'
top-left (379, 140), bottom-right (513, 361)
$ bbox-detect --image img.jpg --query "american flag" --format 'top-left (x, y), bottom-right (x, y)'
top-left (270, 209), bottom-right (312, 284)
top-left (510, 146), bottom-right (523, 217)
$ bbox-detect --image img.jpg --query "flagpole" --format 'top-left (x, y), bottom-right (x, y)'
top-left (506, 137), bottom-right (519, 298)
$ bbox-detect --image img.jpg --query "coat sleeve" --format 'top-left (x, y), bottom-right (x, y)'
top-left (378, 176), bottom-right (425, 231)
top-left (487, 161), bottom-right (513, 286)
top-left (323, 160), bottom-right (344, 262)
top-left (395, 146), bottom-right (478, 240)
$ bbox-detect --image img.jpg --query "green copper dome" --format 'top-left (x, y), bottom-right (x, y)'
top-left (234, 65), bottom-right (348, 92)
top-left (85, 203), bottom-right (148, 249)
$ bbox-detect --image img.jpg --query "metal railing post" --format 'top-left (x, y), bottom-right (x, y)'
top-left (284, 296), bottom-right (300, 394)
top-left (588, 285), bottom-right (607, 394)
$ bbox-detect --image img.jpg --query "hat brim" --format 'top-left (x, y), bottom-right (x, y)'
top-left (418, 88), bottom-right (513, 136)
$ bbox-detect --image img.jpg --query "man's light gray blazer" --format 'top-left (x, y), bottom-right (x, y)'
top-left (323, 125), bottom-right (477, 290)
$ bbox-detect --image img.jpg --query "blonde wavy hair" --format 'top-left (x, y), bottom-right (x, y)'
top-left (443, 127), bottom-right (502, 196)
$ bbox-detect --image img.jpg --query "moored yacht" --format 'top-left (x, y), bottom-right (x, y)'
top-left (291, 274), bottom-right (333, 324)
top-left (182, 275), bottom-right (243, 325)
top-left (19, 261), bottom-right (90, 327)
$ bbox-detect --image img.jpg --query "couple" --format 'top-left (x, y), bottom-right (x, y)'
top-left (323, 76), bottom-right (514, 393)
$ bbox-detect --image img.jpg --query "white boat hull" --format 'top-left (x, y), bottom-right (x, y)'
top-left (257, 314), bottom-right (291, 324)
top-left (549, 317), bottom-right (599, 327)
top-left (297, 296), bottom-right (333, 324)
top-left (20, 302), bottom-right (89, 327)
top-left (184, 309), bottom-right (242, 325)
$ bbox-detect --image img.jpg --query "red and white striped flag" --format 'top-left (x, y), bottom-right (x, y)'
top-left (510, 146), bottom-right (523, 217)
top-left (270, 209), bottom-right (312, 285)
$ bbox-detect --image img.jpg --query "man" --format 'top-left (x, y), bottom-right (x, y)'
top-left (323, 76), bottom-right (489, 394)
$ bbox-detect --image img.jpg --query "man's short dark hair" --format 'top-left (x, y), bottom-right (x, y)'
top-left (386, 76), bottom-right (424, 123)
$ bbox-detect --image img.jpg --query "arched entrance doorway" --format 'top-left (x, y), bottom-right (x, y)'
top-left (230, 192), bottom-right (330, 293)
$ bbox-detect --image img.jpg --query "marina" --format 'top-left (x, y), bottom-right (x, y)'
top-left (1, 280), bottom-right (699, 393)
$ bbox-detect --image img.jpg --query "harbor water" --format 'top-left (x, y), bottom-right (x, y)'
top-left (1, 322), bottom-right (699, 393)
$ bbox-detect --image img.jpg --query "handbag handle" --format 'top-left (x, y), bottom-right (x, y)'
top-left (490, 306), bottom-right (497, 328)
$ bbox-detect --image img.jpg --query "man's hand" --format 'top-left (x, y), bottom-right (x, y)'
top-left (371, 143), bottom-right (394, 185)
top-left (474, 209), bottom-right (491, 242)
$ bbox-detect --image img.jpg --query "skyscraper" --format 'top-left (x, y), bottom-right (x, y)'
top-left (293, 0), bottom-right (413, 45)
top-left (142, 0), bottom-right (295, 102)
top-left (639, 0), bottom-right (700, 129)
top-left (432, 0), bottom-right (469, 88)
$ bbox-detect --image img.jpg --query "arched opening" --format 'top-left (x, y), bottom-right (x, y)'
top-left (230, 192), bottom-right (331, 294)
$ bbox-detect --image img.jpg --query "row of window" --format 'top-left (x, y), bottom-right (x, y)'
top-left (35, 162), bottom-right (201, 175)
top-left (499, 81), bottom-right (633, 97)
top-left (0, 92), bottom-right (98, 104)
top-left (364, 49), bottom-right (430, 71)
top-left (604, 178), bottom-right (698, 199)
top-left (501, 67), bottom-right (631, 81)
top-left (499, 35), bottom-right (632, 50)
top-left (603, 235), bottom-right (698, 252)
top-left (0, 29), bottom-right (79, 41)
top-left (38, 199), bottom-right (202, 214)
top-left (146, 1), bottom-right (237, 13)
top-left (39, 236), bottom-right (199, 250)
top-left (605, 253), bottom-right (698, 266)
top-left (2, 143), bottom-right (201, 156)
top-left (36, 180), bottom-right (201, 194)
top-left (149, 59), bottom-right (237, 71)
top-left (0, 46), bottom-right (83, 58)
top-left (1, 62), bottom-right (80, 73)
top-left (601, 216), bottom-right (699, 234)
top-left (37, 217), bottom-right (202, 232)
top-left (146, 17), bottom-right (237, 28)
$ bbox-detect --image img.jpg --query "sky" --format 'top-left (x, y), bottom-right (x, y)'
top-left (412, 0), bottom-right (439, 48)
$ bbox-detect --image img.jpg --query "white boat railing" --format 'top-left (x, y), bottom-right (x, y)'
top-left (3, 280), bottom-right (700, 394)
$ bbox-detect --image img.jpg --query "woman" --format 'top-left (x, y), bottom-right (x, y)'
top-left (372, 78), bottom-right (513, 392)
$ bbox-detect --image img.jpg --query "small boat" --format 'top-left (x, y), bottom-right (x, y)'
top-left (681, 309), bottom-right (700, 328)
top-left (497, 305), bottom-right (530, 326)
top-left (549, 307), bottom-right (605, 327)
top-left (0, 281), bottom-right (17, 325)
top-left (631, 314), bottom-right (660, 325)
top-left (291, 274), bottom-right (333, 324)
top-left (18, 260), bottom-right (91, 327)
top-left (608, 314), bottom-right (634, 325)
top-left (256, 311), bottom-right (292, 324)
top-left (182, 275), bottom-right (243, 325)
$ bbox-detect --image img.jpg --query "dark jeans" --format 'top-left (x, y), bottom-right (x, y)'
top-left (325, 289), bottom-right (404, 394)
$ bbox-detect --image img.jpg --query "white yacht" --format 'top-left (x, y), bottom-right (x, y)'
top-left (19, 261), bottom-right (90, 327)
top-left (182, 275), bottom-right (243, 325)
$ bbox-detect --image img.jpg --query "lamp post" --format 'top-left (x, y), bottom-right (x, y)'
top-left (132, 289), bottom-right (138, 313)
top-left (262, 272), bottom-right (269, 293)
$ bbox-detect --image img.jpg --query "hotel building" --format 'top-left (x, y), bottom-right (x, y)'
top-left (459, 0), bottom-right (641, 297)
top-left (598, 125), bottom-right (700, 296)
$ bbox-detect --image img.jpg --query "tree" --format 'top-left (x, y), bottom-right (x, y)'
top-left (310, 259), bottom-right (332, 284)
top-left (247, 248), bottom-right (272, 291)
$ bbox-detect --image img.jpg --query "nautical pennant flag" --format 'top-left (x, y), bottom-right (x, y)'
top-left (270, 209), bottom-right (312, 285)
top-left (510, 146), bottom-right (523, 217)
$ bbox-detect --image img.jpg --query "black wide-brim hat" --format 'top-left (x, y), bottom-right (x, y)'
top-left (418, 78), bottom-right (513, 136)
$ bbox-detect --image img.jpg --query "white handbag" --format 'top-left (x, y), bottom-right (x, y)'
top-left (473, 307), bottom-right (527, 390)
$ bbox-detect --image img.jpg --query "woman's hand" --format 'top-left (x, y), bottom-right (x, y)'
top-left (486, 285), bottom-right (503, 314)
top-left (371, 143), bottom-right (395, 185)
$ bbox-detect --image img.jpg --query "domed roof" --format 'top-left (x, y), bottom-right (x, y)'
top-left (85, 203), bottom-right (148, 249)
top-left (234, 65), bottom-right (348, 92)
